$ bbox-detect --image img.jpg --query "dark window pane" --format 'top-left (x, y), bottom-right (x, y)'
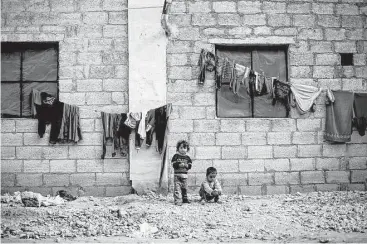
top-left (22, 82), bottom-right (58, 117)
top-left (216, 47), bottom-right (251, 68)
top-left (253, 96), bottom-right (287, 118)
top-left (217, 85), bottom-right (252, 118)
top-left (253, 49), bottom-right (287, 81)
top-left (1, 52), bottom-right (21, 81)
top-left (1, 83), bottom-right (21, 116)
top-left (23, 48), bottom-right (57, 81)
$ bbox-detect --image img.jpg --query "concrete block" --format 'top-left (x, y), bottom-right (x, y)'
top-left (292, 132), bottom-right (317, 144)
top-left (69, 146), bottom-right (101, 159)
top-left (275, 172), bottom-right (300, 185)
top-left (312, 3), bottom-right (334, 14)
top-left (59, 93), bottom-right (86, 105)
top-left (316, 184), bottom-right (339, 192)
top-left (24, 160), bottom-right (50, 173)
top-left (96, 173), bottom-right (127, 185)
top-left (287, 3), bottom-right (310, 13)
top-left (1, 120), bottom-right (15, 132)
top-left (76, 79), bottom-right (102, 91)
top-left (23, 133), bottom-right (50, 146)
top-left (272, 119), bottom-right (296, 131)
top-left (190, 160), bottom-right (213, 173)
top-left (248, 173), bottom-right (274, 185)
top-left (16, 120), bottom-right (38, 132)
top-left (291, 66), bottom-right (312, 78)
top-left (298, 145), bottom-right (322, 157)
top-left (103, 0), bottom-right (126, 11)
top-left (80, 119), bottom-right (95, 132)
top-left (290, 185), bottom-right (315, 194)
top-left (188, 1), bottom-right (211, 13)
top-left (349, 157), bottom-right (367, 169)
top-left (44, 174), bottom-right (70, 186)
top-left (82, 12), bottom-right (108, 25)
top-left (316, 54), bottom-right (339, 65)
top-left (326, 171), bottom-right (350, 183)
top-left (17, 174), bottom-right (43, 187)
top-left (336, 4), bottom-right (359, 15)
top-left (220, 120), bottom-right (246, 133)
top-left (273, 145), bottom-right (297, 158)
top-left (168, 14), bottom-right (191, 27)
top-left (296, 119), bottom-right (321, 131)
top-left (316, 158), bottom-right (340, 170)
top-left (268, 14), bottom-right (291, 26)
top-left (239, 159), bottom-right (264, 172)
top-left (298, 29), bottom-right (323, 40)
top-left (194, 120), bottom-right (219, 132)
top-left (222, 146), bottom-right (247, 159)
top-left (246, 119), bottom-right (271, 131)
top-left (347, 183), bottom-right (365, 191)
top-left (253, 26), bottom-right (271, 35)
top-left (238, 1), bottom-right (261, 14)
top-left (347, 144), bottom-right (367, 157)
top-left (219, 173), bottom-right (246, 187)
top-left (50, 160), bottom-right (76, 173)
top-left (335, 42), bottom-right (356, 53)
top-left (2, 174), bottom-right (15, 187)
top-left (355, 67), bottom-right (367, 79)
top-left (313, 66), bottom-right (335, 78)
top-left (239, 185), bottom-right (262, 195)
top-left (213, 2), bottom-right (236, 12)
top-left (16, 147), bottom-right (43, 159)
top-left (179, 106), bottom-right (206, 120)
top-left (106, 186), bottom-right (131, 196)
top-left (108, 12), bottom-right (127, 25)
top-left (342, 16), bottom-right (363, 28)
top-left (242, 14), bottom-right (266, 26)
top-left (192, 14), bottom-right (216, 26)
top-left (242, 132), bottom-right (267, 145)
top-left (318, 16), bottom-right (341, 28)
top-left (351, 170), bottom-right (367, 183)
top-left (104, 158), bottom-right (129, 172)
top-left (171, 2), bottom-right (188, 13)
top-left (168, 133), bottom-right (189, 147)
top-left (264, 159), bottom-right (290, 172)
top-left (43, 146), bottom-right (69, 159)
top-left (213, 160), bottom-right (239, 172)
top-left (301, 171), bottom-right (325, 184)
top-left (167, 54), bottom-right (188, 66)
top-left (310, 41), bottom-right (333, 53)
top-left (263, 2), bottom-right (286, 13)
top-left (290, 158), bottom-right (315, 171)
top-left (1, 147), bottom-right (15, 159)
top-left (58, 13), bottom-right (82, 25)
top-left (216, 133), bottom-right (241, 146)
top-left (79, 187), bottom-right (105, 197)
top-left (102, 51), bottom-right (127, 65)
top-left (248, 146), bottom-right (272, 159)
top-left (189, 133), bottom-right (215, 146)
top-left (218, 14), bottom-right (241, 26)
top-left (89, 65), bottom-right (114, 78)
top-left (168, 66), bottom-right (192, 79)
top-left (167, 41), bottom-right (192, 54)
top-left (323, 144), bottom-right (347, 157)
top-left (1, 133), bottom-right (22, 146)
top-left (267, 185), bottom-right (288, 195)
top-left (274, 28), bottom-right (297, 36)
top-left (1, 160), bottom-right (22, 173)
top-left (88, 39), bottom-right (113, 51)
top-left (293, 15), bottom-right (315, 27)
top-left (70, 173), bottom-right (96, 186)
top-left (267, 132), bottom-right (292, 145)
top-left (222, 186), bottom-right (240, 194)
top-left (50, 0), bottom-right (74, 12)
top-left (171, 120), bottom-right (194, 133)
top-left (176, 28), bottom-right (201, 41)
top-left (195, 146), bottom-right (221, 159)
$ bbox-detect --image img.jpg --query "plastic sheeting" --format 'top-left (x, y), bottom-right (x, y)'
top-left (1, 52), bottom-right (21, 81)
top-left (23, 49), bottom-right (58, 81)
top-left (216, 47), bottom-right (287, 118)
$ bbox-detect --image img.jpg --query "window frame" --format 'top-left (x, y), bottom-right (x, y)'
top-left (215, 44), bottom-right (289, 119)
top-left (1, 42), bottom-right (59, 118)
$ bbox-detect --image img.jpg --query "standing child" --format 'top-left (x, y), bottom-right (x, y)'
top-left (172, 140), bottom-right (192, 206)
top-left (199, 167), bottom-right (222, 204)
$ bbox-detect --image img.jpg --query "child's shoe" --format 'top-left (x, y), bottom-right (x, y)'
top-left (182, 199), bottom-right (191, 204)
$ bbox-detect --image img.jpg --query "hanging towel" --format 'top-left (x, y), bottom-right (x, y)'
top-left (324, 90), bottom-right (354, 142)
top-left (58, 103), bottom-right (82, 143)
top-left (353, 93), bottom-right (367, 136)
top-left (290, 83), bottom-right (322, 114)
top-left (31, 89), bottom-right (42, 117)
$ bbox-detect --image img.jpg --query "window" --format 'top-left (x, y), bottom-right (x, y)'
top-left (340, 53), bottom-right (353, 66)
top-left (1, 42), bottom-right (59, 118)
top-left (216, 45), bottom-right (288, 118)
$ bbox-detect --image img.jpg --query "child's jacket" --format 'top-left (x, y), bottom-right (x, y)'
top-left (200, 179), bottom-right (222, 195)
top-left (172, 153), bottom-right (192, 175)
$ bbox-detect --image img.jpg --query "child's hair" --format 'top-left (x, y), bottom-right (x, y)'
top-left (206, 167), bottom-right (217, 176)
top-left (176, 140), bottom-right (190, 152)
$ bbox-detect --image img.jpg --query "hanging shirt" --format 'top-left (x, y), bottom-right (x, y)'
top-left (290, 83), bottom-right (322, 114)
top-left (58, 103), bottom-right (82, 143)
top-left (353, 93), bottom-right (367, 136)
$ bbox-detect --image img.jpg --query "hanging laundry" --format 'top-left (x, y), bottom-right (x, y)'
top-left (272, 79), bottom-right (291, 117)
top-left (124, 112), bottom-right (141, 129)
top-left (101, 112), bottom-right (122, 159)
top-left (230, 64), bottom-right (249, 95)
top-left (290, 83), bottom-right (322, 114)
top-left (58, 103), bottom-right (82, 143)
top-left (353, 93), bottom-right (367, 136)
top-left (198, 49), bottom-right (216, 85)
top-left (324, 90), bottom-right (354, 143)
top-left (117, 113), bottom-right (132, 156)
top-left (31, 89), bottom-right (42, 117)
top-left (159, 103), bottom-right (172, 187)
top-left (145, 109), bottom-right (156, 147)
top-left (155, 105), bottom-right (169, 154)
top-left (36, 92), bottom-right (64, 144)
top-left (216, 57), bottom-right (232, 89)
top-left (135, 110), bottom-right (148, 150)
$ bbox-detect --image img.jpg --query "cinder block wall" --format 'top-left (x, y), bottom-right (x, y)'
top-left (166, 0), bottom-right (367, 195)
top-left (1, 0), bottom-right (130, 196)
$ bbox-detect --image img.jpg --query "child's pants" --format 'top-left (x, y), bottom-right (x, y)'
top-left (199, 188), bottom-right (219, 202)
top-left (174, 175), bottom-right (188, 203)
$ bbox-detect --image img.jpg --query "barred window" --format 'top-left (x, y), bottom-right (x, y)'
top-left (216, 45), bottom-right (288, 118)
top-left (1, 42), bottom-right (59, 118)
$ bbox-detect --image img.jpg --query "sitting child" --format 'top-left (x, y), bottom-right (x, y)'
top-left (199, 167), bottom-right (222, 204)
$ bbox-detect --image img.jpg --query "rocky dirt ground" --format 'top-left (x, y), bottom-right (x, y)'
top-left (1, 191), bottom-right (367, 243)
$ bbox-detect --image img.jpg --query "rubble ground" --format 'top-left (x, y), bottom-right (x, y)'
top-left (2, 191), bottom-right (367, 243)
